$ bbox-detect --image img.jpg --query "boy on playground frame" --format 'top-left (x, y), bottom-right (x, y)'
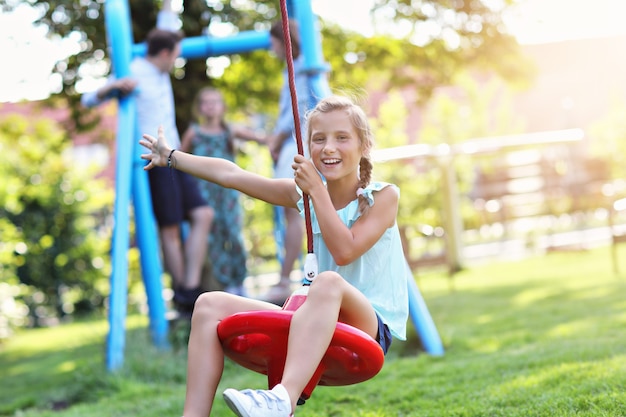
top-left (140, 95), bottom-right (409, 417)
top-left (81, 0), bottom-right (213, 315)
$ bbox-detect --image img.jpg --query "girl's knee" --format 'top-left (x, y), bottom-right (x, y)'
top-left (309, 271), bottom-right (344, 298)
top-left (314, 270), bottom-right (342, 283)
top-left (193, 291), bottom-right (230, 319)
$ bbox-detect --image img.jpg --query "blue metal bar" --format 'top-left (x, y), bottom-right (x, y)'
top-left (132, 31), bottom-right (271, 59)
top-left (292, 0), bottom-right (330, 74)
top-left (292, 0), bottom-right (331, 101)
top-left (104, 0), bottom-right (134, 371)
top-left (407, 275), bottom-right (445, 355)
top-left (132, 143), bottom-right (169, 349)
top-left (105, 0), bottom-right (169, 370)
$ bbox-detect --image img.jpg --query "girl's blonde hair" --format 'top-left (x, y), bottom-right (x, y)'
top-left (306, 95), bottom-right (375, 215)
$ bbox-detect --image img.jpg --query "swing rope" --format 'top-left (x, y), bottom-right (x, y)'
top-left (278, 0), bottom-right (315, 268)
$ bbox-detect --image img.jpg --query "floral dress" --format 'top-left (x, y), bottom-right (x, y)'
top-left (188, 124), bottom-right (247, 287)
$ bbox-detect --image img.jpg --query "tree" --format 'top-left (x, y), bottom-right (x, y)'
top-left (2, 0), bottom-right (532, 135)
top-left (1, 0), bottom-right (536, 294)
top-left (0, 112), bottom-right (113, 325)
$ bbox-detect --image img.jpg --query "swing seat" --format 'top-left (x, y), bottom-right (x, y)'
top-left (217, 291), bottom-right (385, 403)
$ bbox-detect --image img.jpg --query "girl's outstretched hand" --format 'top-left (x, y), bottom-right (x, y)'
top-left (140, 126), bottom-right (171, 170)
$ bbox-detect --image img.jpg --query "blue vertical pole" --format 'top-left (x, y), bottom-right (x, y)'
top-left (293, 0), bottom-right (331, 99)
top-left (105, 0), bottom-right (170, 370)
top-left (407, 275), bottom-right (445, 355)
top-left (132, 134), bottom-right (168, 349)
top-left (104, 0), bottom-right (134, 371)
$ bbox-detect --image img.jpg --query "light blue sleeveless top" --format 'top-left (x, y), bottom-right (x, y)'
top-left (297, 181), bottom-right (409, 340)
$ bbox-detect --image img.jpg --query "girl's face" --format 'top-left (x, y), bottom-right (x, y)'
top-left (309, 109), bottom-right (362, 183)
top-left (198, 91), bottom-right (225, 119)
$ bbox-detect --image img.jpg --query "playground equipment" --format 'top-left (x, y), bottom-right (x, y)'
top-left (103, 0), bottom-right (444, 372)
top-left (218, 287), bottom-right (385, 405)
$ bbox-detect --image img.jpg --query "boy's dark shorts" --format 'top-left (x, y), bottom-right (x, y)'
top-left (148, 166), bottom-right (208, 226)
top-left (376, 313), bottom-right (393, 355)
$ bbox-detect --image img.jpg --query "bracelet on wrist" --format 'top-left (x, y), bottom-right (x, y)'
top-left (167, 149), bottom-right (176, 168)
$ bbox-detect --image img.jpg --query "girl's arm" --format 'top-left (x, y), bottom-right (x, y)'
top-left (310, 186), bottom-right (398, 266)
top-left (141, 127), bottom-right (299, 208)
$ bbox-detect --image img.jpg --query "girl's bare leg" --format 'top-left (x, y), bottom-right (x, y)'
top-left (279, 271), bottom-right (379, 411)
top-left (182, 292), bottom-right (280, 417)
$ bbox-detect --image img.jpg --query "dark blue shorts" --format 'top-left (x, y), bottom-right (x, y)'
top-left (376, 313), bottom-right (393, 355)
top-left (148, 166), bottom-right (208, 227)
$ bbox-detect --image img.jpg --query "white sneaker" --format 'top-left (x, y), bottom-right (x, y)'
top-left (223, 384), bottom-right (293, 417)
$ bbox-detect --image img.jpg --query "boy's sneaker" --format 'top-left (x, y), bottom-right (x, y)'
top-left (223, 384), bottom-right (293, 417)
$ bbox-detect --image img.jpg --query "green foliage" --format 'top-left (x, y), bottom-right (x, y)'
top-left (364, 75), bottom-right (529, 243)
top-left (370, 0), bottom-right (535, 82)
top-left (6, 0), bottom-right (531, 134)
top-left (2, 248), bottom-right (626, 416)
top-left (420, 73), bottom-right (527, 145)
top-left (417, 73), bottom-right (528, 231)
top-left (371, 92), bottom-right (441, 229)
top-left (0, 113), bottom-right (113, 329)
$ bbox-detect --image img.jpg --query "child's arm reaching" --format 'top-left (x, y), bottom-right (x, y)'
top-left (232, 126), bottom-right (267, 144)
top-left (140, 126), bottom-right (299, 208)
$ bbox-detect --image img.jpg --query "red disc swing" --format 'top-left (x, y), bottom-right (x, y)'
top-left (216, 0), bottom-right (385, 405)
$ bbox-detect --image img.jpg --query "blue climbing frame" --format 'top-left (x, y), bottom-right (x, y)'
top-left (104, 0), bottom-right (443, 370)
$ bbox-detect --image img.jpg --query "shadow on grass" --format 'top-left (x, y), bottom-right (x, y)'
top-left (4, 249), bottom-right (626, 416)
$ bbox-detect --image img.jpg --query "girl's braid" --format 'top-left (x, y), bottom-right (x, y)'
top-left (357, 156), bottom-right (373, 215)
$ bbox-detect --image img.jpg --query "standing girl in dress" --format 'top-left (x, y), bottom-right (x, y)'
top-left (140, 95), bottom-right (409, 417)
top-left (181, 87), bottom-right (265, 295)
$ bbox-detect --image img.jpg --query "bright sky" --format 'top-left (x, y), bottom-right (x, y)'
top-left (1, 0), bottom-right (625, 103)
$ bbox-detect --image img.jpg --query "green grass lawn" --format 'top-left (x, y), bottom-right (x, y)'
top-left (2, 247), bottom-right (626, 416)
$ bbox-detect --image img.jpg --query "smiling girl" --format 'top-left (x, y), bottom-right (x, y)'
top-left (139, 95), bottom-right (409, 417)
